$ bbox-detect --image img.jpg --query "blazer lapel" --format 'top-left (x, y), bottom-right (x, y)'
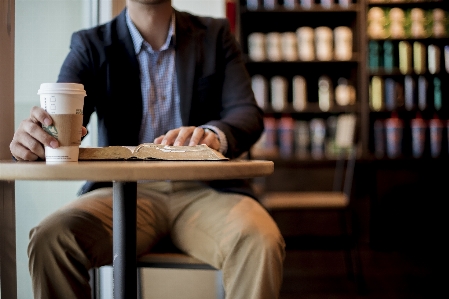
top-left (175, 11), bottom-right (198, 125)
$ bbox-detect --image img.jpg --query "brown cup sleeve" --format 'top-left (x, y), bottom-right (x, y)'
top-left (42, 114), bottom-right (83, 146)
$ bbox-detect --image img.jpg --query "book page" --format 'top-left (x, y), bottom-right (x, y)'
top-left (78, 144), bottom-right (228, 161)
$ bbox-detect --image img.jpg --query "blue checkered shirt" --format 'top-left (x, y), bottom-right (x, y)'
top-left (126, 10), bottom-right (228, 153)
top-left (126, 11), bottom-right (182, 144)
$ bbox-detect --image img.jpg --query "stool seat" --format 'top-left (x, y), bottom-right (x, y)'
top-left (137, 252), bottom-right (217, 270)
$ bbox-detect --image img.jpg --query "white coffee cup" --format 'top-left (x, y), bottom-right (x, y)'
top-left (38, 83), bottom-right (86, 163)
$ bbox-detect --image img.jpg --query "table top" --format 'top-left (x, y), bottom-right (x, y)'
top-left (0, 159), bottom-right (274, 181)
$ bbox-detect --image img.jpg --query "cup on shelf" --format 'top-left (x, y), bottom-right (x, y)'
top-left (248, 32), bottom-right (266, 61)
top-left (246, 0), bottom-right (260, 11)
top-left (263, 0), bottom-right (276, 10)
top-left (315, 26), bottom-right (333, 61)
top-left (281, 32), bottom-right (298, 61)
top-left (251, 75), bottom-right (268, 110)
top-left (266, 32), bottom-right (283, 61)
top-left (270, 76), bottom-right (288, 112)
top-left (292, 75), bottom-right (307, 112)
top-left (296, 27), bottom-right (315, 61)
top-left (38, 82), bottom-right (86, 163)
top-left (334, 26), bottom-right (352, 61)
top-left (299, 0), bottom-right (314, 10)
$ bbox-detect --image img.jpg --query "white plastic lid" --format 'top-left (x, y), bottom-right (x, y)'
top-left (37, 83), bottom-right (86, 96)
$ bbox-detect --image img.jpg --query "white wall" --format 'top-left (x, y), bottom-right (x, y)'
top-left (173, 0), bottom-right (225, 18)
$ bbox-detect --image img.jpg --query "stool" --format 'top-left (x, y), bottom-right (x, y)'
top-left (90, 241), bottom-right (225, 299)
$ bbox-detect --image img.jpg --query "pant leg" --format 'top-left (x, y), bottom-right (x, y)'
top-left (28, 186), bottom-right (170, 299)
top-left (166, 185), bottom-right (286, 299)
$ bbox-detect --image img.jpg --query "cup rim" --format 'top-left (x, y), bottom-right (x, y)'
top-left (38, 83), bottom-right (86, 96)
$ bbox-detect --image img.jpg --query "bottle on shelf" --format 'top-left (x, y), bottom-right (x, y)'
top-left (385, 111), bottom-right (403, 159)
top-left (429, 116), bottom-right (443, 158)
top-left (410, 112), bottom-right (426, 159)
top-left (318, 75), bottom-right (333, 112)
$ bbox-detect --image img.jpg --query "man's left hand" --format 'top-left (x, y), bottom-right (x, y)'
top-left (153, 126), bottom-right (220, 151)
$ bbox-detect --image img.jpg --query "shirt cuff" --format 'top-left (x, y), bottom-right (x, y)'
top-left (200, 125), bottom-right (228, 155)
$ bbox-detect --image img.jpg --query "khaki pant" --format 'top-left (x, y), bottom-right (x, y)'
top-left (28, 181), bottom-right (285, 299)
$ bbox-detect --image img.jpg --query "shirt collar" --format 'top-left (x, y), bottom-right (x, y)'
top-left (126, 9), bottom-right (176, 54)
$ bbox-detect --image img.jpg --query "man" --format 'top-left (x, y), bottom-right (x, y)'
top-left (10, 0), bottom-right (285, 298)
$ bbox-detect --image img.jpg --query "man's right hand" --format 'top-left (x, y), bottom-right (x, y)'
top-left (9, 106), bottom-right (59, 161)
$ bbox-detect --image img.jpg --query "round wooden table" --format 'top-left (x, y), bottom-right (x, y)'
top-left (0, 159), bottom-right (274, 299)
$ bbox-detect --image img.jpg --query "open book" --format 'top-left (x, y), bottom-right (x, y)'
top-left (78, 143), bottom-right (228, 161)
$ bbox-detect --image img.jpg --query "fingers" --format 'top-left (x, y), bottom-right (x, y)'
top-left (157, 126), bottom-right (197, 146)
top-left (30, 106), bottom-right (53, 127)
top-left (81, 126), bottom-right (88, 137)
top-left (9, 107), bottom-right (59, 161)
top-left (153, 126), bottom-right (220, 151)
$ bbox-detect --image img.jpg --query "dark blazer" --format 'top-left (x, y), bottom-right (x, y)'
top-left (57, 9), bottom-right (264, 197)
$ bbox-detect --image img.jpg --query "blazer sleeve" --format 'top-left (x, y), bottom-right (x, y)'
top-left (205, 19), bottom-right (264, 159)
top-left (57, 31), bottom-right (100, 130)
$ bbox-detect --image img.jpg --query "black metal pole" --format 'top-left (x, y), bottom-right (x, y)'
top-left (113, 181), bottom-right (137, 299)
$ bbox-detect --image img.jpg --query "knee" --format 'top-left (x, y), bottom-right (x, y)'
top-left (28, 210), bottom-right (76, 258)
top-left (234, 212), bottom-right (285, 261)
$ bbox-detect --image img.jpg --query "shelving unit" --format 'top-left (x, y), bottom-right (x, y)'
top-left (236, 0), bottom-right (368, 161)
top-left (366, 0), bottom-right (449, 159)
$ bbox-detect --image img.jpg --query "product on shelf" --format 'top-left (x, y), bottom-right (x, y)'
top-left (413, 41), bottom-right (426, 74)
top-left (266, 32), bottom-right (283, 61)
top-left (295, 120), bottom-right (310, 159)
top-left (281, 32), bottom-right (299, 61)
top-left (417, 76), bottom-right (427, 111)
top-left (374, 119), bottom-right (385, 159)
top-left (384, 78), bottom-right (396, 111)
top-left (433, 77), bottom-right (442, 111)
top-left (278, 116), bottom-right (295, 158)
top-left (399, 41), bottom-right (412, 74)
top-left (335, 78), bottom-right (356, 106)
top-left (251, 75), bottom-right (268, 109)
top-left (334, 26), bottom-right (353, 61)
top-left (370, 76), bottom-right (384, 111)
top-left (429, 116), bottom-right (443, 158)
top-left (310, 118), bottom-right (326, 160)
top-left (296, 26), bottom-right (315, 61)
top-left (292, 75), bottom-right (307, 112)
top-left (270, 76), bottom-right (288, 112)
top-left (410, 112), bottom-right (426, 158)
top-left (404, 75), bottom-right (415, 111)
top-left (315, 26), bottom-right (334, 61)
top-left (428, 44), bottom-right (440, 74)
top-left (248, 32), bottom-right (266, 61)
top-left (385, 112), bottom-right (403, 159)
top-left (318, 75), bottom-right (333, 112)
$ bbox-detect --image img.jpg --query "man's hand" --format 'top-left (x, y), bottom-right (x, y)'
top-left (154, 126), bottom-right (221, 151)
top-left (9, 106), bottom-right (87, 161)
